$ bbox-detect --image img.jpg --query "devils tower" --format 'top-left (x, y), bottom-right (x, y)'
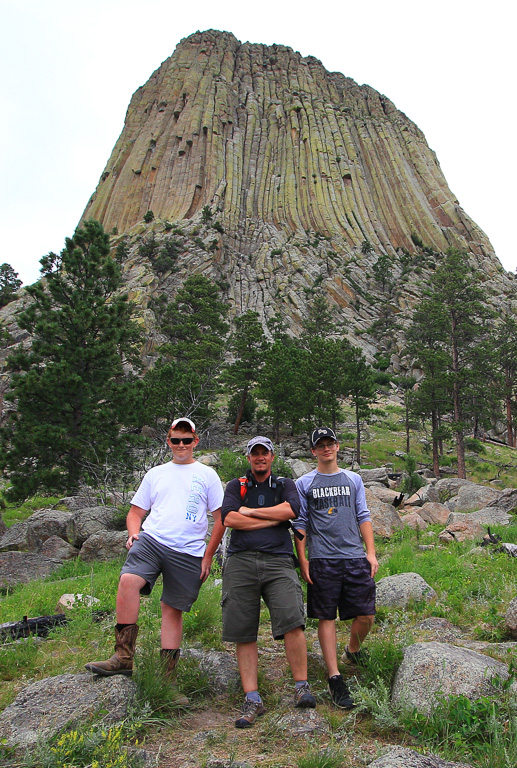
top-left (80, 29), bottom-right (511, 357)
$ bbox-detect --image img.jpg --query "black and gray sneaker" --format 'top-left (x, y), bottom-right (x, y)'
top-left (294, 681), bottom-right (317, 708)
top-left (344, 645), bottom-right (369, 666)
top-left (235, 698), bottom-right (266, 728)
top-left (328, 674), bottom-right (355, 709)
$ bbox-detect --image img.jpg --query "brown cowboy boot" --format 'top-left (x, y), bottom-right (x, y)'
top-left (160, 648), bottom-right (190, 706)
top-left (85, 624), bottom-right (138, 676)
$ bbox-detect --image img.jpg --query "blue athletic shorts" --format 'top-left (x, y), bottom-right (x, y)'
top-left (307, 557), bottom-right (376, 621)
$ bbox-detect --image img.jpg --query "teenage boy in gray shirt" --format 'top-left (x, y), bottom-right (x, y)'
top-left (295, 427), bottom-right (378, 708)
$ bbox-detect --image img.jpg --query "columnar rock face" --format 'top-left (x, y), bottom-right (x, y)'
top-left (83, 30), bottom-right (492, 258)
top-left (80, 29), bottom-right (514, 357)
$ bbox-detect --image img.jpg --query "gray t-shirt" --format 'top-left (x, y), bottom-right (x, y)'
top-left (295, 468), bottom-right (371, 559)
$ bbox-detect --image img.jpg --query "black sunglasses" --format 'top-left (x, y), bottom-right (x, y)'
top-left (169, 437), bottom-right (195, 445)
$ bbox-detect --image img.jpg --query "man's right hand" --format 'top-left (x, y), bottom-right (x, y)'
top-left (126, 533), bottom-right (139, 551)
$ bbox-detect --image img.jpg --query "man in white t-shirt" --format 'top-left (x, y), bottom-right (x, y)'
top-left (85, 417), bottom-right (224, 700)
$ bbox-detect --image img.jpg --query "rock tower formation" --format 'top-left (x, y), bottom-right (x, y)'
top-left (80, 29), bottom-right (513, 360)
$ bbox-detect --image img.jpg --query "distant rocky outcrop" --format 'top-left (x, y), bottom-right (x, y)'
top-left (62, 28), bottom-right (514, 369)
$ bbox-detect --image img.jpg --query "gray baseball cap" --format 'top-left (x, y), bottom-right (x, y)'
top-left (246, 436), bottom-right (274, 454)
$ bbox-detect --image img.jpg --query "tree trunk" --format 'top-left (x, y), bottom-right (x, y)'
top-left (355, 402), bottom-right (361, 465)
top-left (431, 409), bottom-right (441, 478)
top-left (233, 386), bottom-right (248, 435)
top-left (505, 370), bottom-right (515, 448)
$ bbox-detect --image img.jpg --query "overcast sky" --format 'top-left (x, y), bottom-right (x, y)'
top-left (1, 0), bottom-right (515, 287)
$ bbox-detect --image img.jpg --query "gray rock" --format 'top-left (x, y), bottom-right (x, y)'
top-left (446, 484), bottom-right (501, 513)
top-left (434, 478), bottom-right (473, 503)
top-left (0, 552), bottom-right (63, 588)
top-left (367, 745), bottom-right (474, 767)
top-left (41, 535), bottom-right (79, 561)
top-left (438, 519), bottom-right (484, 542)
top-left (376, 573), bottom-right (437, 609)
top-left (392, 641), bottom-right (515, 715)
top-left (288, 458), bottom-right (314, 479)
top-left (400, 511), bottom-right (428, 530)
top-left (358, 467), bottom-right (390, 486)
top-left (485, 487), bottom-right (517, 513)
top-left (79, 530), bottom-right (128, 561)
top-left (418, 502), bottom-right (450, 526)
top-left (275, 708), bottom-right (329, 735)
top-left (368, 487), bottom-right (404, 505)
top-left (66, 506), bottom-right (120, 547)
top-left (25, 508), bottom-right (72, 542)
top-left (415, 617), bottom-right (462, 643)
top-left (0, 673), bottom-right (136, 747)
top-left (197, 453), bottom-right (218, 467)
top-left (365, 489), bottom-right (403, 538)
top-left (446, 508), bottom-right (511, 527)
top-left (505, 597), bottom-right (517, 638)
top-left (500, 542), bottom-right (517, 557)
top-left (182, 649), bottom-right (240, 694)
top-left (0, 521), bottom-right (42, 552)
top-left (416, 483), bottom-right (440, 504)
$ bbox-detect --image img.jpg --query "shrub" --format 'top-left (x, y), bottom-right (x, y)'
top-left (143, 210), bottom-right (154, 223)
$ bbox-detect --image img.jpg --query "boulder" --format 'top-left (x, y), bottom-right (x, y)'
top-left (415, 483), bottom-right (440, 504)
top-left (400, 511), bottom-right (428, 530)
top-left (365, 489), bottom-right (403, 537)
top-left (289, 459), bottom-right (314, 479)
top-left (41, 536), bottom-right (78, 561)
top-left (0, 673), bottom-right (136, 747)
top-left (392, 641), bottom-right (515, 714)
top-left (376, 573), bottom-right (437, 609)
top-left (368, 487), bottom-right (404, 506)
top-left (358, 467), bottom-right (390, 487)
top-left (183, 649), bottom-right (240, 694)
top-left (367, 745), bottom-right (474, 767)
top-left (446, 484), bottom-right (501, 513)
top-left (434, 478), bottom-right (473, 502)
top-left (79, 530), bottom-right (128, 561)
top-left (505, 597), bottom-right (517, 638)
top-left (485, 487), bottom-right (517, 514)
top-left (197, 453), bottom-right (218, 467)
top-left (25, 508), bottom-right (72, 542)
top-left (414, 617), bottom-right (463, 643)
top-left (66, 506), bottom-right (120, 547)
top-left (418, 502), bottom-right (450, 526)
top-left (446, 508), bottom-right (511, 527)
top-left (0, 522), bottom-right (41, 552)
top-left (438, 519), bottom-right (484, 542)
top-left (0, 552), bottom-right (63, 588)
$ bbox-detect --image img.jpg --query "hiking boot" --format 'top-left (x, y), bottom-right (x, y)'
top-left (294, 681), bottom-right (316, 708)
top-left (344, 645), bottom-right (369, 666)
top-left (160, 648), bottom-right (190, 707)
top-left (235, 698), bottom-right (266, 728)
top-left (85, 624), bottom-right (138, 676)
top-left (328, 674), bottom-right (355, 709)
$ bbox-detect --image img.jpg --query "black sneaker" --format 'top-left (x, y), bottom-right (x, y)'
top-left (294, 681), bottom-right (316, 708)
top-left (344, 645), bottom-right (369, 666)
top-left (235, 698), bottom-right (266, 728)
top-left (328, 674), bottom-right (355, 709)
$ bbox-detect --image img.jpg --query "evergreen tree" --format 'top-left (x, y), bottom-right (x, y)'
top-left (493, 313), bottom-right (517, 447)
top-left (0, 263), bottom-right (22, 307)
top-left (342, 346), bottom-right (376, 465)
top-left (223, 310), bottom-right (267, 434)
top-left (405, 249), bottom-right (492, 478)
top-left (142, 275), bottom-right (229, 430)
top-left (0, 220), bottom-right (141, 500)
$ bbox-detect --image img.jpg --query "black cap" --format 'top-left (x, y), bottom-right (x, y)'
top-left (310, 427), bottom-right (337, 447)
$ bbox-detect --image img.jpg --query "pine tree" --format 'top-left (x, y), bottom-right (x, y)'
top-left (342, 345), bottom-right (376, 465)
top-left (405, 249), bottom-right (492, 478)
top-left (142, 275), bottom-right (229, 430)
top-left (493, 313), bottom-right (517, 447)
top-left (0, 220), bottom-right (141, 500)
top-left (0, 263), bottom-right (22, 307)
top-left (223, 311), bottom-right (267, 434)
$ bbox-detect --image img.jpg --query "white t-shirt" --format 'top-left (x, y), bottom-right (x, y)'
top-left (131, 460), bottom-right (224, 557)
